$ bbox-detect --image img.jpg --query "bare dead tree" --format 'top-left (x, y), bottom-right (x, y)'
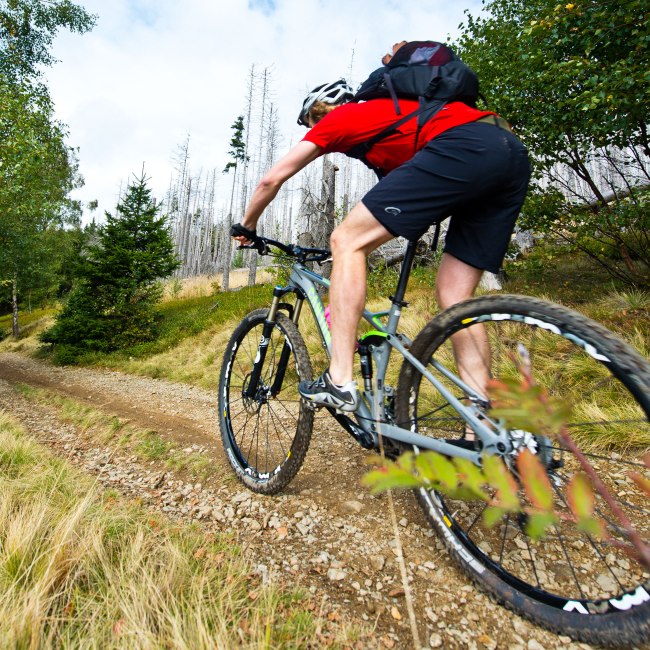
top-left (312, 156), bottom-right (337, 281)
top-left (222, 167), bottom-right (237, 292)
top-left (237, 65), bottom-right (255, 283)
top-left (248, 67), bottom-right (268, 287)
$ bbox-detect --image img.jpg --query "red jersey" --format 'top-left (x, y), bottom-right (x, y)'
top-left (302, 99), bottom-right (495, 176)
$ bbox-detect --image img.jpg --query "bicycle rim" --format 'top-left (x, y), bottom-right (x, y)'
top-left (219, 309), bottom-right (313, 493)
top-left (396, 295), bottom-right (650, 645)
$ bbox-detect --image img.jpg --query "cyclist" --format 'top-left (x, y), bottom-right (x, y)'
top-left (232, 53), bottom-right (530, 414)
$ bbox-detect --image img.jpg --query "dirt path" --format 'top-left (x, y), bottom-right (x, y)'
top-left (0, 352), bottom-right (589, 649)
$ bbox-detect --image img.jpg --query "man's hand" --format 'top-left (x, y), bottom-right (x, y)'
top-left (230, 223), bottom-right (257, 247)
top-left (381, 41), bottom-right (407, 66)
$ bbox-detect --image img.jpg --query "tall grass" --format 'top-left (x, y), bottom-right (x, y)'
top-left (0, 411), bottom-right (327, 648)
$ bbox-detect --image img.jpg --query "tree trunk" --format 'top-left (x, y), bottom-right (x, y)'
top-left (313, 156), bottom-right (337, 282)
top-left (237, 65), bottom-right (255, 284)
top-left (249, 68), bottom-right (268, 287)
top-left (11, 273), bottom-right (20, 338)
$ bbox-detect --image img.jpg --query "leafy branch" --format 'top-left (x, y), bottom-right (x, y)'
top-left (363, 349), bottom-right (650, 569)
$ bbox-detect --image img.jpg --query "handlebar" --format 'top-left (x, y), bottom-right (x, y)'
top-left (238, 234), bottom-right (331, 265)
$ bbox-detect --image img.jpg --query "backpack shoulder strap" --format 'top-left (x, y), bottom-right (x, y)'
top-left (346, 99), bottom-right (445, 177)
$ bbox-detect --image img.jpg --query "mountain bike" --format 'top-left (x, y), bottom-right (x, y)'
top-left (218, 235), bottom-right (650, 646)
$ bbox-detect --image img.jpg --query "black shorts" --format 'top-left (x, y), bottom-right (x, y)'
top-left (361, 121), bottom-right (531, 273)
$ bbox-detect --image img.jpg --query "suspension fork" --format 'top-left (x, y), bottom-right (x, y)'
top-left (270, 293), bottom-right (305, 396)
top-left (244, 287), bottom-right (304, 399)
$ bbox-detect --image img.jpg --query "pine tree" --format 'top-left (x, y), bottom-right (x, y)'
top-left (41, 174), bottom-right (179, 362)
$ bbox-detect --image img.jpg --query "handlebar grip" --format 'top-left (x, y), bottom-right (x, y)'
top-left (231, 223), bottom-right (266, 254)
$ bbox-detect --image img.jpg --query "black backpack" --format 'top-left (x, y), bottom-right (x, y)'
top-left (348, 41), bottom-right (480, 176)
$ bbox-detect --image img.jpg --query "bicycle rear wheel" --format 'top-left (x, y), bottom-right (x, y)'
top-left (219, 309), bottom-right (314, 494)
top-left (395, 294), bottom-right (650, 646)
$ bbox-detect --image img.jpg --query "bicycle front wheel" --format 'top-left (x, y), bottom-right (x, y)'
top-left (219, 308), bottom-right (314, 494)
top-left (395, 294), bottom-right (650, 646)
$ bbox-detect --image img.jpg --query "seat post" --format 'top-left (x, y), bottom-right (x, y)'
top-left (390, 240), bottom-right (418, 307)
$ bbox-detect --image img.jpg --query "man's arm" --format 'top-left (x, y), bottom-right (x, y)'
top-left (239, 140), bottom-right (322, 233)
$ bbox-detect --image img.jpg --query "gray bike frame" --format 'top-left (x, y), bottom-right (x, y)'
top-left (278, 262), bottom-right (514, 464)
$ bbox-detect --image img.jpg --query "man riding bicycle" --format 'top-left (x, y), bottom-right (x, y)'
top-left (232, 42), bottom-right (530, 416)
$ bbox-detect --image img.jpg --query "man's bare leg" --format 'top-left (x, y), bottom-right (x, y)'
top-left (435, 252), bottom-right (490, 397)
top-left (327, 202), bottom-right (393, 386)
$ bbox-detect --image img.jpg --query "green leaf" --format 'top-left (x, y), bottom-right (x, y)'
top-left (567, 472), bottom-right (595, 521)
top-left (453, 458), bottom-right (490, 501)
top-left (483, 506), bottom-right (508, 528)
top-left (443, 486), bottom-right (487, 501)
top-left (517, 449), bottom-right (554, 511)
top-left (415, 452), bottom-right (458, 490)
top-left (576, 516), bottom-right (605, 538)
top-left (361, 456), bottom-right (423, 494)
top-left (482, 454), bottom-right (520, 512)
top-left (566, 473), bottom-right (606, 537)
top-left (525, 511), bottom-right (558, 539)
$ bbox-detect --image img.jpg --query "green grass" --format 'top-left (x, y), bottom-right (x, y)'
top-left (72, 284), bottom-right (269, 365)
top-left (133, 430), bottom-right (170, 460)
top-left (0, 307), bottom-right (54, 336)
top-left (503, 247), bottom-right (628, 305)
top-left (0, 411), bottom-right (338, 648)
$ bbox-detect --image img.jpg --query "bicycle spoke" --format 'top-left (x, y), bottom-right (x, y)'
top-left (270, 397), bottom-right (300, 427)
top-left (523, 533), bottom-right (542, 590)
top-left (554, 521), bottom-right (586, 600)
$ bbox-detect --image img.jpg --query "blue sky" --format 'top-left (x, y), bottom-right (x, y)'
top-left (249, 0), bottom-right (276, 15)
top-left (46, 0), bottom-right (484, 218)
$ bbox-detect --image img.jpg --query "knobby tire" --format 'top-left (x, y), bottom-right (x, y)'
top-left (395, 295), bottom-right (650, 647)
top-left (219, 309), bottom-right (314, 494)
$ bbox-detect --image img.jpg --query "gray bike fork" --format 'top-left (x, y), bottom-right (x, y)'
top-left (244, 292), bottom-right (283, 399)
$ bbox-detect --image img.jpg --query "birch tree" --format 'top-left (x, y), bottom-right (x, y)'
top-left (1, 0), bottom-right (95, 85)
top-left (0, 79), bottom-right (80, 336)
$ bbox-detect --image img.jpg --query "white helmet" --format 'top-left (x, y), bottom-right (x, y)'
top-left (297, 78), bottom-right (354, 126)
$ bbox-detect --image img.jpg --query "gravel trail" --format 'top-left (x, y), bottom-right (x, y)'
top-left (0, 352), bottom-right (593, 649)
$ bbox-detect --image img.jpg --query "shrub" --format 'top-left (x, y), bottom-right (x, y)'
top-left (41, 175), bottom-right (179, 361)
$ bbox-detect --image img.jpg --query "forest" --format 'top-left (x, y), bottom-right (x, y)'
top-left (1, 0), bottom-right (648, 344)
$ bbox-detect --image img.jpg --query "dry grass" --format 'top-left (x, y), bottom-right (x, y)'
top-left (111, 319), bottom-right (240, 390)
top-left (598, 289), bottom-right (650, 312)
top-left (162, 270), bottom-right (273, 302)
top-left (0, 410), bottom-right (334, 649)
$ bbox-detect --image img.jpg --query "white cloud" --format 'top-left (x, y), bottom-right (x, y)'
top-left (46, 0), bottom-right (484, 218)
